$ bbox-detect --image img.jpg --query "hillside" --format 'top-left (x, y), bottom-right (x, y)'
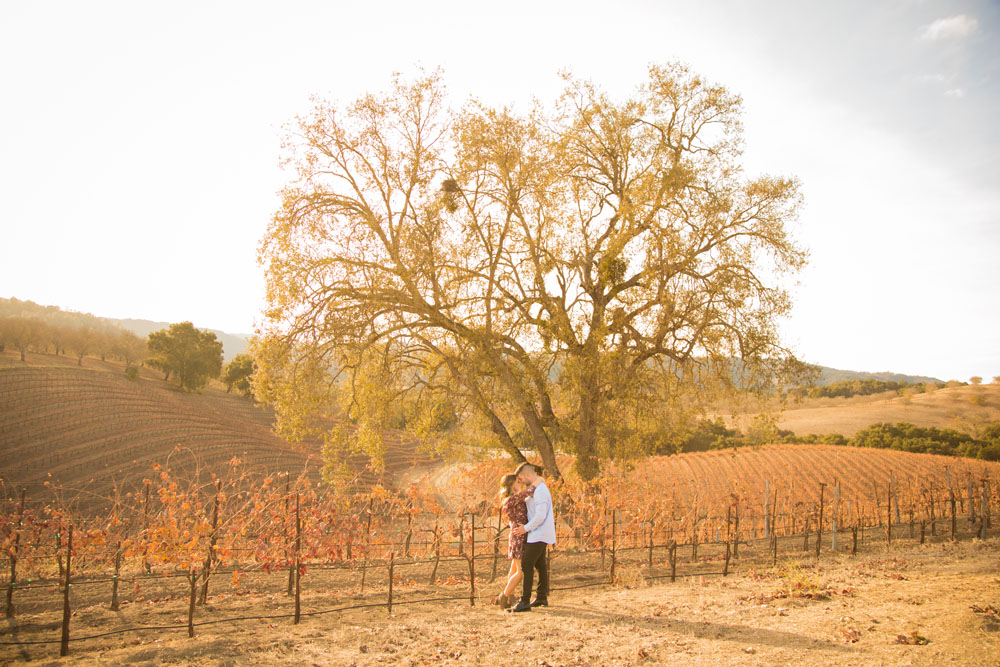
top-left (0, 354), bottom-right (435, 509)
top-left (813, 365), bottom-right (943, 386)
top-left (0, 297), bottom-right (248, 359)
top-left (774, 384), bottom-right (1000, 437)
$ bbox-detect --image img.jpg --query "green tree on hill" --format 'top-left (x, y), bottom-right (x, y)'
top-left (221, 353), bottom-right (256, 397)
top-left (147, 322), bottom-right (223, 391)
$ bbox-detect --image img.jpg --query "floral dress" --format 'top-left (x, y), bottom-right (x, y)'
top-left (501, 487), bottom-right (535, 560)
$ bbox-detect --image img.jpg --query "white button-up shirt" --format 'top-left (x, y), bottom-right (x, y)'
top-left (524, 480), bottom-right (556, 545)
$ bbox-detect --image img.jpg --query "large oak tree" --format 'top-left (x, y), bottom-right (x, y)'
top-left (254, 65), bottom-right (807, 480)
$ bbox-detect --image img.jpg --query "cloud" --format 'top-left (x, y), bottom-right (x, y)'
top-left (921, 14), bottom-right (979, 40)
top-left (944, 88), bottom-right (966, 98)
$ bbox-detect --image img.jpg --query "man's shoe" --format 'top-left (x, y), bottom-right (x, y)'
top-left (510, 601), bottom-right (532, 613)
top-left (530, 598), bottom-right (549, 608)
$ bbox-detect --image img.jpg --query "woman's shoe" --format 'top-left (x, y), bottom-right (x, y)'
top-left (499, 594), bottom-right (513, 610)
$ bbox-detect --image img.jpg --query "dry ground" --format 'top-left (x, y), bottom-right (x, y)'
top-left (4, 537), bottom-right (998, 666)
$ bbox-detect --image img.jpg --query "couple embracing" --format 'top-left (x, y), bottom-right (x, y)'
top-left (494, 462), bottom-right (555, 613)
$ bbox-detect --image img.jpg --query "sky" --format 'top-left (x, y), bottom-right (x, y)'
top-left (1, 0), bottom-right (997, 382)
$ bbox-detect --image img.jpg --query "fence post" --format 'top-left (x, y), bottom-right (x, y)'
top-left (763, 479), bottom-right (771, 539)
top-left (491, 512), bottom-right (502, 583)
top-left (851, 523), bottom-right (858, 556)
top-left (919, 520), bottom-right (926, 544)
top-left (187, 568), bottom-right (197, 638)
top-left (468, 513), bottom-right (476, 606)
top-left (361, 497), bottom-right (373, 594)
top-left (610, 509), bottom-right (617, 584)
top-left (143, 482), bottom-right (151, 574)
top-left (60, 524), bottom-right (73, 656)
top-left (968, 476), bottom-right (976, 528)
top-left (5, 488), bottom-right (25, 619)
top-left (647, 521), bottom-right (654, 568)
top-left (200, 479), bottom-right (221, 605)
top-left (950, 488), bottom-right (957, 542)
top-left (981, 484), bottom-right (989, 539)
top-left (733, 505), bottom-right (740, 559)
top-left (388, 552), bottom-right (394, 614)
top-left (816, 483), bottom-right (825, 559)
top-left (110, 541), bottom-right (121, 611)
top-left (886, 478), bottom-right (892, 546)
top-left (404, 510), bottom-right (413, 559)
top-left (669, 540), bottom-right (677, 582)
top-left (294, 493), bottom-right (302, 625)
top-left (831, 485), bottom-right (839, 552)
top-left (723, 505), bottom-right (731, 576)
top-left (429, 523), bottom-right (441, 585)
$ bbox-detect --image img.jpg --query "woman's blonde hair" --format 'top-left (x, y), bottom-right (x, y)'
top-left (498, 473), bottom-right (517, 500)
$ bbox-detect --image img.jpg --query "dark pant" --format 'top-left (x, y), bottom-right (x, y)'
top-left (520, 541), bottom-right (549, 603)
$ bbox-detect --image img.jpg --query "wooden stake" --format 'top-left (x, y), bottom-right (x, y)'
top-left (294, 494), bottom-right (301, 624)
top-left (468, 513), bottom-right (476, 606)
top-left (429, 523), bottom-right (441, 585)
top-left (669, 541), bottom-right (677, 582)
top-left (610, 509), bottom-right (617, 584)
top-left (187, 569), bottom-right (197, 638)
top-left (59, 525), bottom-right (72, 656)
top-left (816, 483), bottom-right (825, 559)
top-left (647, 521), bottom-right (654, 568)
top-left (388, 552), bottom-right (394, 614)
top-left (200, 479), bottom-right (221, 605)
top-left (110, 541), bottom-right (121, 611)
top-left (491, 511), bottom-right (502, 583)
top-left (5, 488), bottom-right (25, 619)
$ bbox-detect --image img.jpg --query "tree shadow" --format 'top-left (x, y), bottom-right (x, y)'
top-left (2, 617), bottom-right (34, 661)
top-left (542, 603), bottom-right (855, 654)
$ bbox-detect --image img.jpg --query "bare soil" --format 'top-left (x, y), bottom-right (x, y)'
top-left (3, 536), bottom-right (998, 665)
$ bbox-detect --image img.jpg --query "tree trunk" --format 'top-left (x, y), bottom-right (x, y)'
top-left (520, 405), bottom-right (560, 480)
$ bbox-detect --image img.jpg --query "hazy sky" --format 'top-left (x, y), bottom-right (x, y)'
top-left (1, 0), bottom-right (997, 381)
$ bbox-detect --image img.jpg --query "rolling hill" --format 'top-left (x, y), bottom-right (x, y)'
top-left (0, 353), bottom-right (436, 509)
top-left (772, 383), bottom-right (1000, 436)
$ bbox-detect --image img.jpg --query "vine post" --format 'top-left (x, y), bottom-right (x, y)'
top-left (199, 478), bottom-right (222, 605)
top-left (59, 524), bottom-right (73, 656)
top-left (294, 493), bottom-right (302, 625)
top-left (816, 483), bottom-right (826, 559)
top-left (387, 552), bottom-right (394, 614)
top-left (609, 509), bottom-right (618, 584)
top-left (491, 511), bottom-right (502, 583)
top-left (5, 488), bottom-right (25, 619)
top-left (110, 541), bottom-right (121, 611)
top-left (468, 512), bottom-right (476, 606)
top-left (187, 568), bottom-right (198, 638)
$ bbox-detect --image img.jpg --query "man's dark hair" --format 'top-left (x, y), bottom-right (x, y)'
top-left (515, 462), bottom-right (544, 477)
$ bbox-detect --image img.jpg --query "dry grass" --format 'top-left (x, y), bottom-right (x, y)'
top-left (3, 535), bottom-right (997, 665)
top-left (774, 384), bottom-right (1000, 437)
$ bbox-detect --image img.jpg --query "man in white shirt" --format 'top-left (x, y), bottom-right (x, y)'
top-left (509, 462), bottom-right (555, 612)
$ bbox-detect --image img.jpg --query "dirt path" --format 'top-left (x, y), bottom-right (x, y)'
top-left (4, 536), bottom-right (998, 665)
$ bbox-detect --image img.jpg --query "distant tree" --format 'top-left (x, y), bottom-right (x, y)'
top-left (67, 326), bottom-right (98, 366)
top-left (221, 353), bottom-right (256, 397)
top-left (0, 317), bottom-right (43, 362)
top-left (47, 323), bottom-right (71, 356)
top-left (112, 330), bottom-right (148, 370)
top-left (994, 376), bottom-right (1000, 385)
top-left (146, 322), bottom-right (223, 391)
top-left (970, 376), bottom-right (982, 385)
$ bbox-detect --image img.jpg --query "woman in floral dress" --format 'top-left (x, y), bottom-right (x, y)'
top-left (494, 473), bottom-right (536, 608)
